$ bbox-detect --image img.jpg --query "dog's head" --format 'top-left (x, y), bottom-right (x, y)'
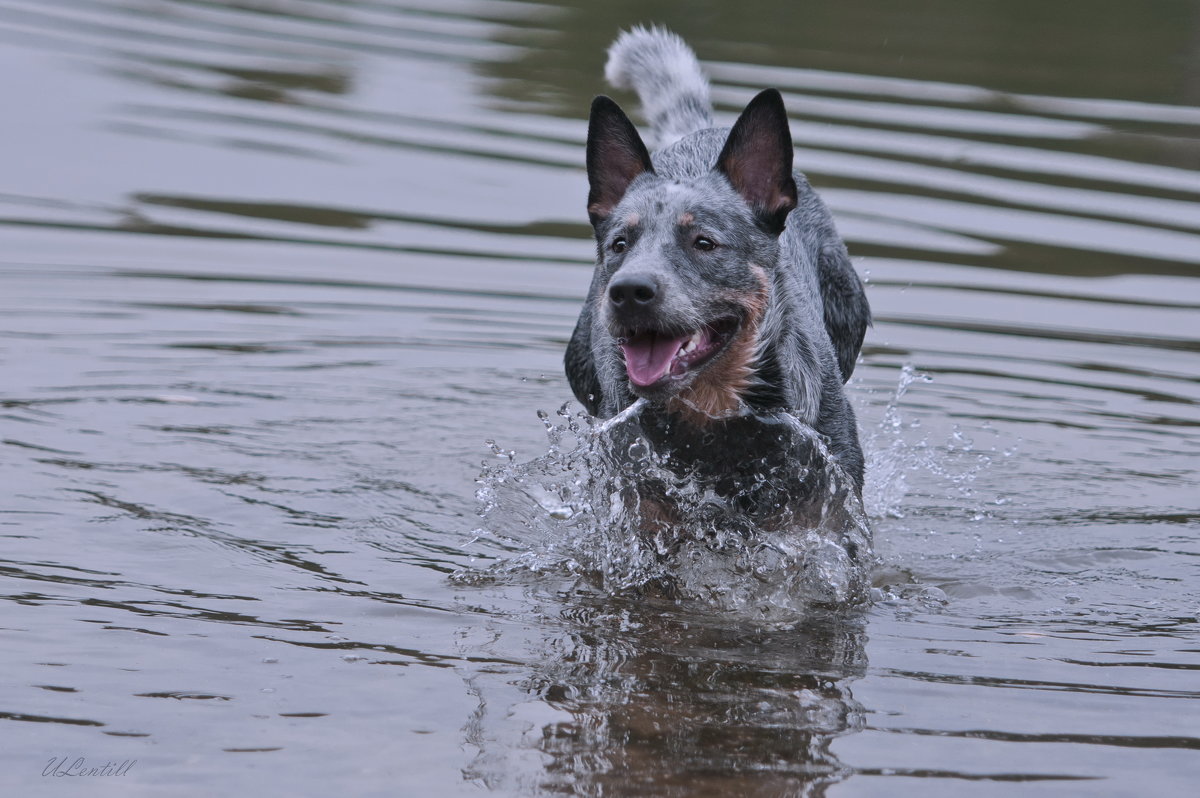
top-left (584, 89), bottom-right (798, 419)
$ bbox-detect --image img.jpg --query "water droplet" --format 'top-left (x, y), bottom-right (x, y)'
top-left (917, 586), bottom-right (948, 607)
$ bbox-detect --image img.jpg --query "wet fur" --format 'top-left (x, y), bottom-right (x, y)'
top-left (565, 27), bottom-right (871, 493)
top-left (665, 264), bottom-right (768, 425)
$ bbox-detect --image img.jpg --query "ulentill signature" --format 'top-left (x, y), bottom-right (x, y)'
top-left (43, 757), bottom-right (136, 777)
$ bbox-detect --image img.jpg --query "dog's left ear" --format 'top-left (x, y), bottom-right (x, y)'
top-left (716, 89), bottom-right (798, 235)
top-left (587, 95), bottom-right (654, 228)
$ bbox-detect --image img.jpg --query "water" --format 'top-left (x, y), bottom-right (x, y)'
top-left (1, 0), bottom-right (1198, 795)
top-left (467, 399), bottom-right (872, 614)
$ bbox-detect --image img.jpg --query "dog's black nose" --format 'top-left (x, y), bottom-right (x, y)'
top-left (608, 273), bottom-right (659, 307)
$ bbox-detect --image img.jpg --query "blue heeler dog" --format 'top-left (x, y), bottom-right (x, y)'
top-left (565, 28), bottom-right (871, 554)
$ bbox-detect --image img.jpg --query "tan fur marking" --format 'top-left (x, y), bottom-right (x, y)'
top-left (624, 212), bottom-right (640, 227)
top-left (633, 496), bottom-right (682, 554)
top-left (667, 265), bottom-right (770, 426)
top-left (678, 212), bottom-right (694, 226)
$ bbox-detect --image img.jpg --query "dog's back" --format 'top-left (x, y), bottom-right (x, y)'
top-left (567, 27), bottom-right (870, 493)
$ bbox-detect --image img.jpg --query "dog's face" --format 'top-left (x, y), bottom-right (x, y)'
top-left (585, 91), bottom-right (799, 417)
top-left (592, 175), bottom-right (769, 402)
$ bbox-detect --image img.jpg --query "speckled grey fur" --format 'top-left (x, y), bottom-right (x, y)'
top-left (565, 28), bottom-right (871, 488)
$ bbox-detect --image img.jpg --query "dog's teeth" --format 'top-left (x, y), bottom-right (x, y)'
top-left (680, 330), bottom-right (702, 355)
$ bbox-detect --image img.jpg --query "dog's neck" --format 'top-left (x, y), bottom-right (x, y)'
top-left (666, 329), bottom-right (758, 425)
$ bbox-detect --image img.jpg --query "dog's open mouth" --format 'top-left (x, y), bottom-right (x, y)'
top-left (618, 318), bottom-right (739, 388)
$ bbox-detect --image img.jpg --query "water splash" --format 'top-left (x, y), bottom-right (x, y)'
top-left (459, 401), bottom-right (873, 619)
top-left (857, 364), bottom-right (1024, 614)
top-left (861, 363), bottom-right (931, 519)
top-left (861, 363), bottom-right (1011, 522)
top-left (460, 365), bottom-right (1019, 618)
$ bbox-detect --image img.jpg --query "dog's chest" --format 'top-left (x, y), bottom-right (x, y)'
top-left (603, 406), bottom-right (839, 533)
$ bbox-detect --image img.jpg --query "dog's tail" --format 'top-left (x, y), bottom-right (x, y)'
top-left (604, 26), bottom-right (714, 148)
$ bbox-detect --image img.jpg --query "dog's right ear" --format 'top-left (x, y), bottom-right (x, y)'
top-left (586, 96), bottom-right (653, 228)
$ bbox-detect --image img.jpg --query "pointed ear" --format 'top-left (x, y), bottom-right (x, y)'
top-left (715, 89), bottom-right (798, 235)
top-left (586, 95), bottom-right (653, 227)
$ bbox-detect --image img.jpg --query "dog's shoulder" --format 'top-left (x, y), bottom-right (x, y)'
top-left (565, 307), bottom-right (602, 415)
top-left (789, 175), bottom-right (871, 382)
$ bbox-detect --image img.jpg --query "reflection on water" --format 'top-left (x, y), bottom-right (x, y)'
top-left (463, 594), bottom-right (867, 795)
top-left (1, 0), bottom-right (1198, 795)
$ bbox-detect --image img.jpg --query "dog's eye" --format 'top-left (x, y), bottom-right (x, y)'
top-left (694, 236), bottom-right (717, 252)
top-left (610, 236), bottom-right (628, 254)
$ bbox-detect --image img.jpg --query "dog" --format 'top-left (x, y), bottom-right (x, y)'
top-left (564, 28), bottom-right (871, 555)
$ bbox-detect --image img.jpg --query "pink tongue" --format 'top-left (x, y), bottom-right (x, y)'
top-left (621, 332), bottom-right (689, 386)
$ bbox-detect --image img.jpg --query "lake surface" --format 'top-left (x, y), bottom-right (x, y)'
top-left (2, 1), bottom-right (1199, 795)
